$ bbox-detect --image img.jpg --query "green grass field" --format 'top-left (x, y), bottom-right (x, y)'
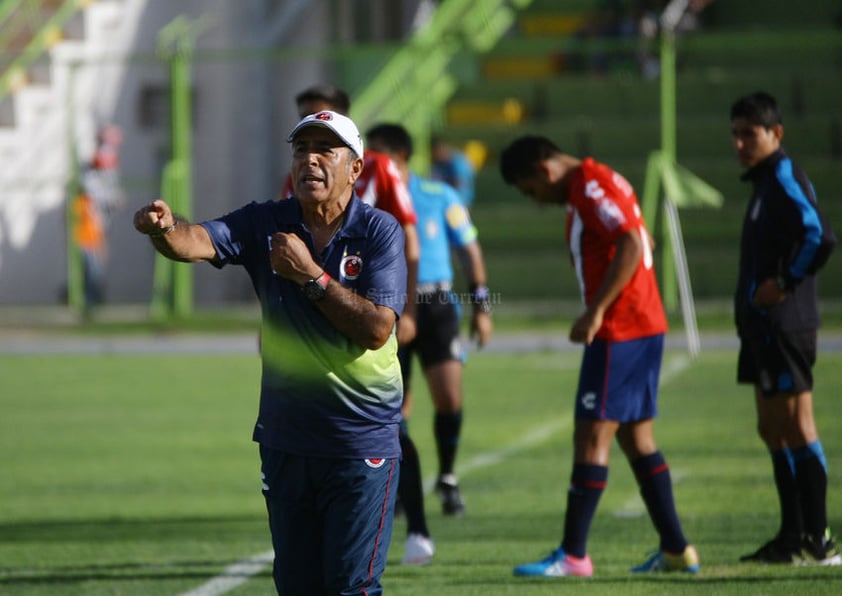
top-left (1, 336), bottom-right (841, 595)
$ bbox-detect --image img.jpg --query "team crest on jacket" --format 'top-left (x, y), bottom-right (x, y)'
top-left (341, 254), bottom-right (363, 280)
top-left (365, 458), bottom-right (386, 469)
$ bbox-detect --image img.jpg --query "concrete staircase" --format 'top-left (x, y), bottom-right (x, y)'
top-left (0, 0), bottom-right (126, 296)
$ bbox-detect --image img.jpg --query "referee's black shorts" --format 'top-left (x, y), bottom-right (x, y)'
top-left (737, 329), bottom-right (816, 396)
top-left (399, 290), bottom-right (463, 381)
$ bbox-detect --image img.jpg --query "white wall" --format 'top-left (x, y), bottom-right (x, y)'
top-left (0, 0), bottom-right (424, 306)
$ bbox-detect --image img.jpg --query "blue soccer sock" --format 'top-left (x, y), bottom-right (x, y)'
top-left (631, 451), bottom-right (688, 553)
top-left (561, 463), bottom-right (607, 558)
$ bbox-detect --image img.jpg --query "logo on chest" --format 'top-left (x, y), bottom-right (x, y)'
top-left (750, 196), bottom-right (763, 221)
top-left (341, 254), bottom-right (363, 280)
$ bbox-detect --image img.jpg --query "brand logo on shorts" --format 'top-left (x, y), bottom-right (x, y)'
top-left (759, 369), bottom-right (773, 392)
top-left (365, 458), bottom-right (386, 469)
top-left (581, 392), bottom-right (597, 410)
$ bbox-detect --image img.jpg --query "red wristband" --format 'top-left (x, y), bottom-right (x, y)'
top-left (315, 271), bottom-right (331, 289)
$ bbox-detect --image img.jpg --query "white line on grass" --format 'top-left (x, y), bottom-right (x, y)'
top-left (175, 420), bottom-right (572, 596)
top-left (424, 353), bottom-right (692, 493)
top-left (176, 550), bottom-right (274, 596)
top-left (423, 418), bottom-right (573, 493)
top-left (178, 353), bottom-right (693, 595)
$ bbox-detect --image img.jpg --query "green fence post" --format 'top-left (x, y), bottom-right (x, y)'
top-left (169, 43), bottom-right (193, 318)
top-left (151, 16), bottom-right (207, 320)
top-left (659, 30), bottom-right (678, 312)
top-left (65, 60), bottom-right (84, 313)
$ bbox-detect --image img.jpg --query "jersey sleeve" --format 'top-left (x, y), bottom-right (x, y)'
top-left (200, 203), bottom-right (255, 267)
top-left (574, 163), bottom-right (641, 241)
top-left (362, 212), bottom-right (408, 317)
top-left (373, 155), bottom-right (417, 226)
top-left (442, 185), bottom-right (478, 248)
top-left (774, 159), bottom-right (828, 280)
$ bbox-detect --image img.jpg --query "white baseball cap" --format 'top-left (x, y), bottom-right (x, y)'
top-left (287, 110), bottom-right (364, 158)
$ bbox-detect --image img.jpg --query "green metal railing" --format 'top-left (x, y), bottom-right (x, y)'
top-left (3, 0), bottom-right (540, 318)
top-left (0, 0), bottom-right (88, 100)
top-left (640, 23), bottom-right (723, 358)
top-left (150, 0), bottom-right (537, 319)
top-left (1, 0), bottom-right (92, 312)
top-left (149, 15), bottom-right (213, 320)
top-left (350, 0), bottom-right (534, 174)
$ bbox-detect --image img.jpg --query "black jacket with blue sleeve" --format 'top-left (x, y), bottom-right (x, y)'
top-left (734, 149), bottom-right (829, 337)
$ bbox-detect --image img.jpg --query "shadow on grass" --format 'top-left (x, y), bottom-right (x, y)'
top-left (0, 562), bottom-right (273, 588)
top-left (0, 514), bottom-right (272, 588)
top-left (0, 514), bottom-right (266, 542)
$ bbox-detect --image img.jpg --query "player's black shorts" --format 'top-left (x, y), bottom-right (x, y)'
top-left (399, 290), bottom-right (463, 383)
top-left (737, 329), bottom-right (816, 396)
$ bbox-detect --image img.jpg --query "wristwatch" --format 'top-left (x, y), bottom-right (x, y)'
top-left (303, 271), bottom-right (331, 301)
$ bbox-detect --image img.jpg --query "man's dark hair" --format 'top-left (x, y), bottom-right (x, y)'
top-left (295, 84), bottom-right (351, 115)
top-left (499, 135), bottom-right (562, 185)
top-left (366, 123), bottom-right (414, 159)
top-left (730, 91), bottom-right (782, 128)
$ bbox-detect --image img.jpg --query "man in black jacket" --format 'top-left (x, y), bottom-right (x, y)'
top-left (731, 91), bottom-right (839, 566)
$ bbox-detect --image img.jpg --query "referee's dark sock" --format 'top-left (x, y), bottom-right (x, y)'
top-left (398, 423), bottom-right (429, 537)
top-left (770, 447), bottom-right (803, 543)
top-left (434, 410), bottom-right (462, 479)
top-left (793, 441), bottom-right (829, 540)
top-left (561, 463), bottom-right (607, 558)
top-left (632, 451), bottom-right (688, 553)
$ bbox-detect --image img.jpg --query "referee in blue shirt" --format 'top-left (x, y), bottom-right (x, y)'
top-left (367, 123), bottom-right (493, 524)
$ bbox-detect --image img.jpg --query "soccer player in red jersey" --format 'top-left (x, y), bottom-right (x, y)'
top-left (500, 135), bottom-right (698, 577)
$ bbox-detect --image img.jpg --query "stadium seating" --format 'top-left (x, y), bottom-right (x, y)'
top-left (434, 0), bottom-right (842, 299)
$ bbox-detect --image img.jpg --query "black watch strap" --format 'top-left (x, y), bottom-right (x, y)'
top-left (304, 271), bottom-right (331, 301)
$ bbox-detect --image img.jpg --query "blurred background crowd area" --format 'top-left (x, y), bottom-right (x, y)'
top-left (0, 0), bottom-right (839, 317)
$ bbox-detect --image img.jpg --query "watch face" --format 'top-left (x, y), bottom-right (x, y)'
top-left (304, 279), bottom-right (326, 301)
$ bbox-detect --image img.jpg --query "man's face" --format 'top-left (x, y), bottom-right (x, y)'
top-left (290, 127), bottom-right (360, 203)
top-left (731, 117), bottom-right (782, 168)
top-left (514, 163), bottom-right (558, 205)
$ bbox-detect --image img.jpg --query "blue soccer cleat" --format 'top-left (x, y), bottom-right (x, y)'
top-left (513, 546), bottom-right (593, 577)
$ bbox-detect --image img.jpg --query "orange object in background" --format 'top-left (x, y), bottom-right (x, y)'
top-left (72, 193), bottom-right (104, 253)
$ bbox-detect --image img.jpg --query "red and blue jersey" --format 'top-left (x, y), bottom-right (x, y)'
top-left (354, 150), bottom-right (417, 226)
top-left (566, 158), bottom-right (667, 341)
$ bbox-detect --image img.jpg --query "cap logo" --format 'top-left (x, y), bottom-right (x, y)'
top-left (287, 110), bottom-right (364, 158)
